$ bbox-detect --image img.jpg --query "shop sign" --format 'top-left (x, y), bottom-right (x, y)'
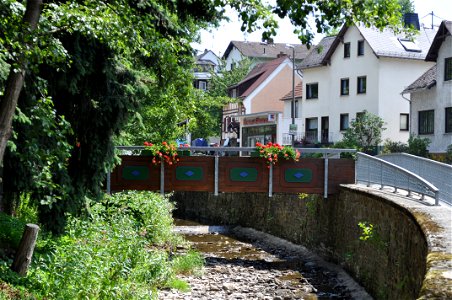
top-left (243, 114), bottom-right (276, 126)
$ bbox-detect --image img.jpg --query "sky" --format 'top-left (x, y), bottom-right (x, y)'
top-left (192, 0), bottom-right (452, 57)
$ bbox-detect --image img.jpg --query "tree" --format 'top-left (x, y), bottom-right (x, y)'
top-left (0, 0), bottom-right (42, 192)
top-left (398, 0), bottom-right (415, 15)
top-left (1, 0), bottom-right (406, 230)
top-left (342, 111), bottom-right (386, 154)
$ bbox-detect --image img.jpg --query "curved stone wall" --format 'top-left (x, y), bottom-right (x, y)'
top-left (172, 185), bottom-right (451, 299)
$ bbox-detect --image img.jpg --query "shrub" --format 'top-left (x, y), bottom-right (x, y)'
top-left (407, 135), bottom-right (430, 157)
top-left (382, 139), bottom-right (408, 154)
top-left (0, 191), bottom-right (202, 299)
top-left (446, 144), bottom-right (452, 164)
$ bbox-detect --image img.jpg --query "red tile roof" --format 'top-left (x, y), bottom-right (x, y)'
top-left (232, 55), bottom-right (290, 99)
top-left (280, 81), bottom-right (303, 101)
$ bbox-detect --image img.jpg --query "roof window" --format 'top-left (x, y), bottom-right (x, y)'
top-left (398, 38), bottom-right (421, 52)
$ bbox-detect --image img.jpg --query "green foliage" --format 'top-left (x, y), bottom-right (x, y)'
top-left (382, 139), bottom-right (409, 154)
top-left (341, 110), bottom-right (385, 154)
top-left (383, 135), bottom-right (430, 158)
top-left (0, 213), bottom-right (27, 257)
top-left (1, 0), bottom-right (411, 232)
top-left (407, 135), bottom-right (430, 157)
top-left (358, 221), bottom-right (375, 241)
top-left (398, 0), bottom-right (415, 15)
top-left (446, 144), bottom-right (452, 164)
top-left (0, 191), bottom-right (202, 299)
top-left (171, 250), bottom-right (204, 275)
top-left (99, 191), bottom-right (179, 245)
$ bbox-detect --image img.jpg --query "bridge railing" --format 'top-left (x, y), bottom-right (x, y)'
top-left (377, 153), bottom-right (451, 206)
top-left (109, 146), bottom-right (357, 198)
top-left (356, 152), bottom-right (440, 205)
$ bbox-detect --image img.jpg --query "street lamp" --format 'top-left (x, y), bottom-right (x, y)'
top-left (286, 44), bottom-right (296, 146)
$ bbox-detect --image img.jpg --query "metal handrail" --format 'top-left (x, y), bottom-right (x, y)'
top-left (116, 146), bottom-right (356, 156)
top-left (356, 152), bottom-right (439, 205)
top-left (377, 153), bottom-right (451, 205)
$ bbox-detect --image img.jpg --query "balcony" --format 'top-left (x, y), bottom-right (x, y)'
top-left (283, 131), bottom-right (334, 147)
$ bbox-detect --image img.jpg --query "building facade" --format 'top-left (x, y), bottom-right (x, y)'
top-left (292, 23), bottom-right (436, 146)
top-left (403, 20), bottom-right (452, 154)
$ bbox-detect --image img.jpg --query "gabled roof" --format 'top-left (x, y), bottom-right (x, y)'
top-left (426, 20), bottom-right (452, 62)
top-left (301, 24), bottom-right (436, 69)
top-left (280, 82), bottom-right (303, 101)
top-left (402, 64), bottom-right (437, 94)
top-left (196, 49), bottom-right (220, 65)
top-left (230, 55), bottom-right (291, 99)
top-left (299, 36), bottom-right (336, 69)
top-left (223, 41), bottom-right (310, 60)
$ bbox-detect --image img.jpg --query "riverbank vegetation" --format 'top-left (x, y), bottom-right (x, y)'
top-left (0, 191), bottom-right (203, 299)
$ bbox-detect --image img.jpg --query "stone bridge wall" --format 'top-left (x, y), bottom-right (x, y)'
top-left (172, 186), bottom-right (451, 299)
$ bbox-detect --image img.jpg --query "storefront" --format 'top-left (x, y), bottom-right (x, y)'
top-left (239, 112), bottom-right (283, 147)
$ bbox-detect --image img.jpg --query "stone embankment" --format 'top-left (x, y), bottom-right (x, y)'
top-left (159, 226), bottom-right (371, 300)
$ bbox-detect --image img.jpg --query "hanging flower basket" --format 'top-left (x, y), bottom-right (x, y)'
top-left (143, 141), bottom-right (179, 165)
top-left (255, 142), bottom-right (300, 166)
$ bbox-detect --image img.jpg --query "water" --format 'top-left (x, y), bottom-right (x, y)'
top-left (167, 219), bottom-right (355, 299)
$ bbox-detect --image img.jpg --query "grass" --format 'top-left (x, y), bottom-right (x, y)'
top-left (0, 191), bottom-right (204, 299)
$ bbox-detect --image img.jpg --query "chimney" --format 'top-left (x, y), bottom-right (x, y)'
top-left (403, 13), bottom-right (420, 30)
top-left (277, 51), bottom-right (287, 58)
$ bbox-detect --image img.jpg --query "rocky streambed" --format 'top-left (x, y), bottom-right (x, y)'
top-left (159, 221), bottom-right (371, 300)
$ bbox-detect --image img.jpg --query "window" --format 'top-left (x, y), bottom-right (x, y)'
top-left (340, 78), bottom-right (349, 95)
top-left (400, 113), bottom-right (409, 131)
top-left (398, 38), bottom-right (421, 52)
top-left (340, 114), bottom-right (349, 131)
top-left (290, 100), bottom-right (299, 119)
top-left (357, 40), bottom-right (365, 56)
top-left (357, 76), bottom-right (367, 94)
top-left (306, 83), bottom-right (319, 99)
top-left (230, 88), bottom-right (237, 98)
top-left (305, 118), bottom-right (318, 142)
top-left (418, 110), bottom-right (434, 134)
top-left (356, 111), bottom-right (365, 120)
top-left (344, 42), bottom-right (350, 58)
top-left (446, 107), bottom-right (452, 133)
top-left (198, 80), bottom-right (207, 90)
top-left (445, 57), bottom-right (452, 81)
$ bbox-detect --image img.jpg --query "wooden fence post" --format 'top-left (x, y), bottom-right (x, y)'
top-left (11, 223), bottom-right (39, 276)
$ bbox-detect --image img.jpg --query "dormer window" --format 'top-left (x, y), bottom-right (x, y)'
top-left (398, 38), bottom-right (421, 52)
top-left (344, 42), bottom-right (350, 58)
top-left (357, 40), bottom-right (364, 56)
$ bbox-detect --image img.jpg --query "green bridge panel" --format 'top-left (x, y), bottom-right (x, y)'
top-left (285, 168), bottom-right (313, 183)
top-left (230, 167), bottom-right (258, 182)
top-left (122, 166), bottom-right (150, 180)
top-left (176, 166), bottom-right (204, 181)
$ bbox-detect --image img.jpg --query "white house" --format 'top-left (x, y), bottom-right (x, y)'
top-left (402, 20), bottom-right (452, 154)
top-left (193, 49), bottom-right (221, 90)
top-left (292, 22), bottom-right (436, 146)
top-left (222, 41), bottom-right (309, 71)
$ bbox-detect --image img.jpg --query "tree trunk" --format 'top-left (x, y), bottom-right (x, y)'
top-left (11, 223), bottom-right (40, 276)
top-left (0, 0), bottom-right (43, 211)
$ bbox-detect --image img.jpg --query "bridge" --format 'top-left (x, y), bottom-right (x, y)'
top-left (108, 146), bottom-right (451, 299)
top-left (108, 147), bottom-right (356, 198)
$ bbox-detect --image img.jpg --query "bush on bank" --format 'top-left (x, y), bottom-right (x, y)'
top-left (0, 191), bottom-right (203, 299)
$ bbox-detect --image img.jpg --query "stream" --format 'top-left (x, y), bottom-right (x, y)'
top-left (158, 219), bottom-right (371, 300)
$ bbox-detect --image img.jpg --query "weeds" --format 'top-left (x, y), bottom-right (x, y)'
top-left (0, 191), bottom-right (203, 299)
